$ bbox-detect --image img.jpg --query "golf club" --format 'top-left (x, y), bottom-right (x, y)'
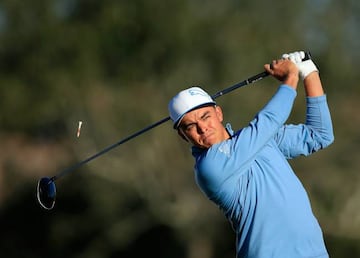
top-left (37, 52), bottom-right (311, 210)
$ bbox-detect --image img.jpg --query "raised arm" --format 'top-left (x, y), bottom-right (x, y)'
top-left (273, 51), bottom-right (334, 157)
top-left (303, 72), bottom-right (324, 97)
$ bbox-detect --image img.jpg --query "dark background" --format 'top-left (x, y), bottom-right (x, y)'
top-left (0, 0), bottom-right (359, 257)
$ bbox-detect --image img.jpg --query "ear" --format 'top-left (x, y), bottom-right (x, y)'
top-left (215, 105), bottom-right (224, 122)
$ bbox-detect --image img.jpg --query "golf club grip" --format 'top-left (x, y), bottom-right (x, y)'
top-left (211, 51), bottom-right (311, 99)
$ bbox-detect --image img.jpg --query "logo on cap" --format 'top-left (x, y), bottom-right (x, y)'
top-left (168, 86), bottom-right (215, 129)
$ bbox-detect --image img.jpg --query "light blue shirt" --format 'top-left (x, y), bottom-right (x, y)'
top-left (192, 85), bottom-right (334, 258)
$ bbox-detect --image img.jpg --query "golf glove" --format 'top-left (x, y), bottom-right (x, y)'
top-left (282, 51), bottom-right (318, 80)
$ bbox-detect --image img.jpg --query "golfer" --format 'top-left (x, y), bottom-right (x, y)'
top-left (168, 51), bottom-right (334, 258)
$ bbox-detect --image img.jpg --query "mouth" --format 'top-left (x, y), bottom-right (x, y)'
top-left (201, 133), bottom-right (215, 144)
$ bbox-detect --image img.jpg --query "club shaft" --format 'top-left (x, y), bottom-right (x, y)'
top-left (51, 72), bottom-right (266, 181)
top-left (52, 116), bottom-right (171, 181)
top-left (211, 71), bottom-right (269, 99)
top-left (50, 51), bottom-right (312, 181)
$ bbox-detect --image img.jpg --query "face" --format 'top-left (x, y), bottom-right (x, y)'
top-left (178, 105), bottom-right (229, 149)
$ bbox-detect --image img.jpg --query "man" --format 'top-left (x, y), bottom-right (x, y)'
top-left (168, 51), bottom-right (334, 258)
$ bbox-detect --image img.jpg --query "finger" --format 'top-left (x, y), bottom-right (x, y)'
top-left (269, 60), bottom-right (276, 70)
top-left (282, 54), bottom-right (289, 59)
top-left (294, 52), bottom-right (302, 63)
top-left (264, 64), bottom-right (273, 74)
top-left (299, 51), bottom-right (305, 59)
top-left (288, 53), bottom-right (296, 63)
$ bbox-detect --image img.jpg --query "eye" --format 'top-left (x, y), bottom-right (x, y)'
top-left (186, 123), bottom-right (196, 130)
top-left (202, 113), bottom-right (211, 121)
top-left (181, 123), bottom-right (195, 131)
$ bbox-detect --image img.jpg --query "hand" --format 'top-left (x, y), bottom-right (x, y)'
top-left (282, 51), bottom-right (318, 80)
top-left (264, 59), bottom-right (299, 89)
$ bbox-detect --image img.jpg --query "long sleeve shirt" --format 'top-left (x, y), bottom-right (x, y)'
top-left (192, 85), bottom-right (334, 258)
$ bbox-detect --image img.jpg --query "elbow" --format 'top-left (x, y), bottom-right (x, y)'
top-left (322, 131), bottom-right (335, 148)
top-left (329, 133), bottom-right (335, 146)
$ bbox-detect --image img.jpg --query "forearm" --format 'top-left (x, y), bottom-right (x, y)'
top-left (303, 71), bottom-right (324, 97)
top-left (305, 94), bottom-right (334, 147)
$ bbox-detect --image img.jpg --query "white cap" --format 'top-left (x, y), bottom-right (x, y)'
top-left (168, 87), bottom-right (216, 129)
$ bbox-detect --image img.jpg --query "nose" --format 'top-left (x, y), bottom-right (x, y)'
top-left (196, 120), bottom-right (207, 134)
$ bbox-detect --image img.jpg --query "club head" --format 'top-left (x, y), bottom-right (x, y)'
top-left (37, 177), bottom-right (56, 210)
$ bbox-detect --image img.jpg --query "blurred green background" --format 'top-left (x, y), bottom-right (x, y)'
top-left (0, 0), bottom-right (359, 257)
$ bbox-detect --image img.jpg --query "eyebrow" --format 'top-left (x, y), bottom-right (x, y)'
top-left (200, 110), bottom-right (211, 119)
top-left (181, 110), bottom-right (212, 128)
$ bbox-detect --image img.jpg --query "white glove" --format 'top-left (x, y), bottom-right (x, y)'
top-left (282, 51), bottom-right (318, 80)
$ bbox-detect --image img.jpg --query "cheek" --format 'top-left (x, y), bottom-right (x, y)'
top-left (186, 131), bottom-right (204, 145)
top-left (209, 119), bottom-right (221, 130)
top-left (181, 129), bottom-right (196, 142)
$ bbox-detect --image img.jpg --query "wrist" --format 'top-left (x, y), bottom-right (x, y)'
top-left (303, 72), bottom-right (324, 97)
top-left (284, 73), bottom-right (299, 89)
top-left (299, 60), bottom-right (319, 80)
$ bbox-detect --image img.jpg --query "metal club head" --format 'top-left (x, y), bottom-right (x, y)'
top-left (37, 177), bottom-right (56, 210)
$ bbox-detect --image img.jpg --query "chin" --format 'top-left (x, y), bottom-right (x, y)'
top-left (202, 141), bottom-right (216, 149)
